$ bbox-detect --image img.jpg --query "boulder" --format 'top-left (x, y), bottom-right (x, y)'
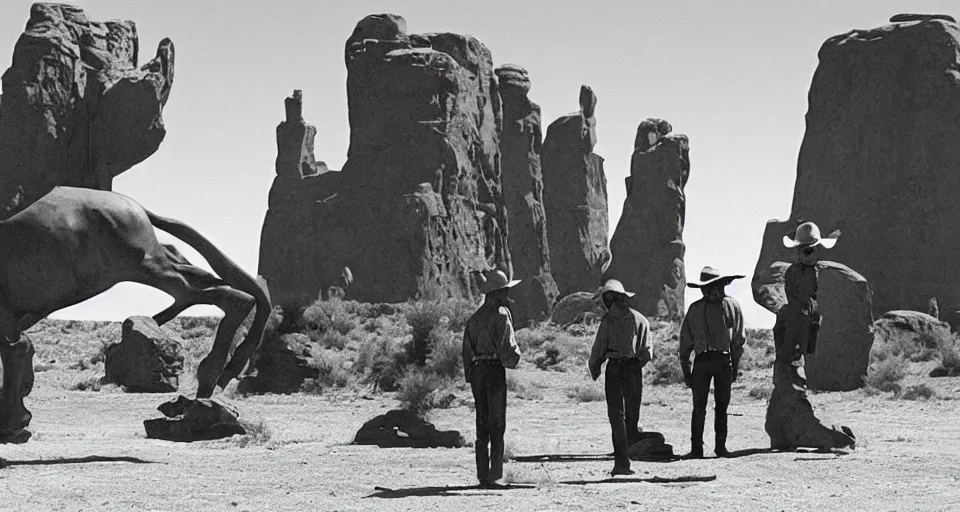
top-left (0, 3), bottom-right (175, 216)
top-left (549, 292), bottom-right (605, 327)
top-left (605, 118), bottom-right (688, 319)
top-left (258, 14), bottom-right (509, 306)
top-left (496, 64), bottom-right (559, 326)
top-left (753, 261), bottom-right (874, 391)
top-left (353, 408), bottom-right (465, 448)
top-left (103, 316), bottom-right (184, 393)
top-left (871, 310), bottom-right (958, 377)
top-left (239, 333), bottom-right (319, 394)
top-left (541, 85), bottom-right (610, 297)
top-left (144, 395), bottom-right (246, 442)
top-left (753, 16), bottom-right (960, 318)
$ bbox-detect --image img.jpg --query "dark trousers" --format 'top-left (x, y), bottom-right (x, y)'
top-left (690, 352), bottom-right (732, 453)
top-left (605, 359), bottom-right (643, 469)
top-left (470, 361), bottom-right (507, 484)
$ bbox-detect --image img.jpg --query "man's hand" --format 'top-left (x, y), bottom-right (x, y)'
top-left (731, 365), bottom-right (739, 383)
top-left (638, 347), bottom-right (652, 367)
top-left (684, 374), bottom-right (694, 389)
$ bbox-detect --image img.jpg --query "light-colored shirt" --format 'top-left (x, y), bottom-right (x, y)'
top-left (679, 296), bottom-right (746, 362)
top-left (462, 304), bottom-right (521, 381)
top-left (588, 303), bottom-right (652, 379)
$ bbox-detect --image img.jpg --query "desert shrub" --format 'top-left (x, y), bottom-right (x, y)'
top-left (566, 384), bottom-right (604, 403)
top-left (863, 356), bottom-right (906, 394)
top-left (71, 377), bottom-right (103, 392)
top-left (937, 335), bottom-right (960, 371)
top-left (648, 352), bottom-right (685, 385)
top-left (506, 374), bottom-right (545, 401)
top-left (521, 324), bottom-right (590, 372)
top-left (303, 350), bottom-right (353, 393)
top-left (749, 384), bottom-right (774, 400)
top-left (901, 384), bottom-right (936, 401)
top-left (426, 328), bottom-right (462, 380)
top-left (355, 335), bottom-right (408, 392)
top-left (234, 417), bottom-right (275, 448)
top-left (741, 328), bottom-right (777, 372)
top-left (397, 369), bottom-right (447, 415)
top-left (301, 298), bottom-right (357, 339)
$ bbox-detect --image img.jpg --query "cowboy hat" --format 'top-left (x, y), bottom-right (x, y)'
top-left (592, 279), bottom-right (636, 299)
top-left (783, 221), bottom-right (838, 249)
top-left (478, 269), bottom-right (521, 294)
top-left (686, 266), bottom-right (745, 288)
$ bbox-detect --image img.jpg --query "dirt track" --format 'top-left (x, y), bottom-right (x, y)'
top-left (2, 366), bottom-right (960, 512)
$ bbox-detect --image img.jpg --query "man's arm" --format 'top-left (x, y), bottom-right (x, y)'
top-left (496, 307), bottom-right (521, 369)
top-left (462, 323), bottom-right (474, 383)
top-left (728, 299), bottom-right (746, 382)
top-left (636, 316), bottom-right (653, 367)
top-left (679, 309), bottom-right (695, 387)
top-left (588, 319), bottom-right (608, 380)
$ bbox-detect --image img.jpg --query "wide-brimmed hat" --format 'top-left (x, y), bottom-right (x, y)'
top-left (593, 279), bottom-right (635, 299)
top-left (783, 221), bottom-right (838, 249)
top-left (478, 269), bottom-right (521, 294)
top-left (686, 266), bottom-right (745, 288)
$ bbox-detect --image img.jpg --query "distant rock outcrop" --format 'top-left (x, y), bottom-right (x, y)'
top-left (542, 85), bottom-right (609, 296)
top-left (258, 14), bottom-right (509, 306)
top-left (0, 3), bottom-right (175, 216)
top-left (605, 118), bottom-right (688, 319)
top-left (754, 261), bottom-right (874, 391)
top-left (495, 64), bottom-right (559, 326)
top-left (753, 16), bottom-right (960, 318)
top-left (103, 317), bottom-right (184, 393)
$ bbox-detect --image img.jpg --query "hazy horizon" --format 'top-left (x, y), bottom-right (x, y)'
top-left (1, 0), bottom-right (955, 328)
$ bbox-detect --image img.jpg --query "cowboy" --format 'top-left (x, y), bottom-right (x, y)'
top-left (679, 266), bottom-right (746, 459)
top-left (462, 269), bottom-right (523, 488)
top-left (775, 221), bottom-right (839, 388)
top-left (588, 279), bottom-right (653, 475)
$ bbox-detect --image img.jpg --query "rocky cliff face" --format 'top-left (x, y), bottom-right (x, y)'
top-left (495, 64), bottom-right (558, 326)
top-left (259, 14), bottom-right (509, 306)
top-left (0, 3), bottom-right (175, 215)
top-left (753, 15), bottom-right (960, 317)
top-left (606, 118), bottom-right (688, 319)
top-left (541, 85), bottom-right (609, 297)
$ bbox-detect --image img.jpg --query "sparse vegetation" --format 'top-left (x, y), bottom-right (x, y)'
top-left (863, 357), bottom-right (906, 395)
top-left (901, 384), bottom-right (936, 401)
top-left (749, 384), bottom-right (774, 401)
top-left (566, 384), bottom-right (604, 403)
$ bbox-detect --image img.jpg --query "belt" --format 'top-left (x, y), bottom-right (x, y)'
top-left (472, 354), bottom-right (500, 362)
top-left (696, 350), bottom-right (730, 356)
top-left (606, 353), bottom-right (639, 361)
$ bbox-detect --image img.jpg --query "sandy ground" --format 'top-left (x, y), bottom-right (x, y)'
top-left (2, 366), bottom-right (960, 512)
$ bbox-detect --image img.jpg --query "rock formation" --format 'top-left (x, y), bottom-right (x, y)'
top-left (258, 14), bottom-right (509, 306)
top-left (605, 118), bottom-right (688, 319)
top-left (754, 261), bottom-right (874, 391)
top-left (0, 3), bottom-right (175, 216)
top-left (495, 64), bottom-right (559, 326)
top-left (753, 15), bottom-right (960, 318)
top-left (541, 85), bottom-right (610, 297)
top-left (103, 316), bottom-right (185, 393)
top-left (239, 332), bottom-right (320, 394)
top-left (143, 395), bottom-right (246, 442)
top-left (549, 291), bottom-right (605, 327)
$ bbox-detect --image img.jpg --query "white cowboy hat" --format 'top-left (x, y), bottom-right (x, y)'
top-left (783, 221), bottom-right (838, 249)
top-left (478, 269), bottom-right (521, 294)
top-left (686, 266), bottom-right (745, 288)
top-left (593, 279), bottom-right (636, 299)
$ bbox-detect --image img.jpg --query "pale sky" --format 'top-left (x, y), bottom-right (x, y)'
top-left (1, 0), bottom-right (955, 327)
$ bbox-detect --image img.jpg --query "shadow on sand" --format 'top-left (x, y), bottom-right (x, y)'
top-left (0, 455), bottom-right (155, 469)
top-left (512, 447), bottom-right (849, 463)
top-left (559, 474), bottom-right (718, 485)
top-left (367, 483), bottom-right (537, 499)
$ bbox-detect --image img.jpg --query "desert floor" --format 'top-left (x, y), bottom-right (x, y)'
top-left (3, 358), bottom-right (960, 512)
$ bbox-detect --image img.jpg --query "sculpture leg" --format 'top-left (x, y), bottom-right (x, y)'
top-left (0, 334), bottom-right (35, 437)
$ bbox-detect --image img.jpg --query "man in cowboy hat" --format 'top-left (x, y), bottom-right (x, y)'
top-left (462, 269), bottom-right (523, 488)
top-left (588, 279), bottom-right (653, 475)
top-left (776, 221), bottom-right (839, 388)
top-left (679, 266), bottom-right (746, 459)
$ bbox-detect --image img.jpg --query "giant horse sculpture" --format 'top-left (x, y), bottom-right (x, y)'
top-left (0, 187), bottom-right (271, 438)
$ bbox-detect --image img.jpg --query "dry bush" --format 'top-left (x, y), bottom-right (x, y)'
top-left (901, 384), bottom-right (936, 401)
top-left (749, 383), bottom-right (774, 400)
top-left (518, 324), bottom-right (591, 372)
top-left (506, 374), bottom-right (545, 401)
top-left (302, 349), bottom-right (353, 393)
top-left (426, 328), bottom-right (462, 380)
top-left (863, 356), bottom-right (906, 395)
top-left (397, 368), bottom-right (449, 415)
top-left (566, 384), bottom-right (604, 403)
